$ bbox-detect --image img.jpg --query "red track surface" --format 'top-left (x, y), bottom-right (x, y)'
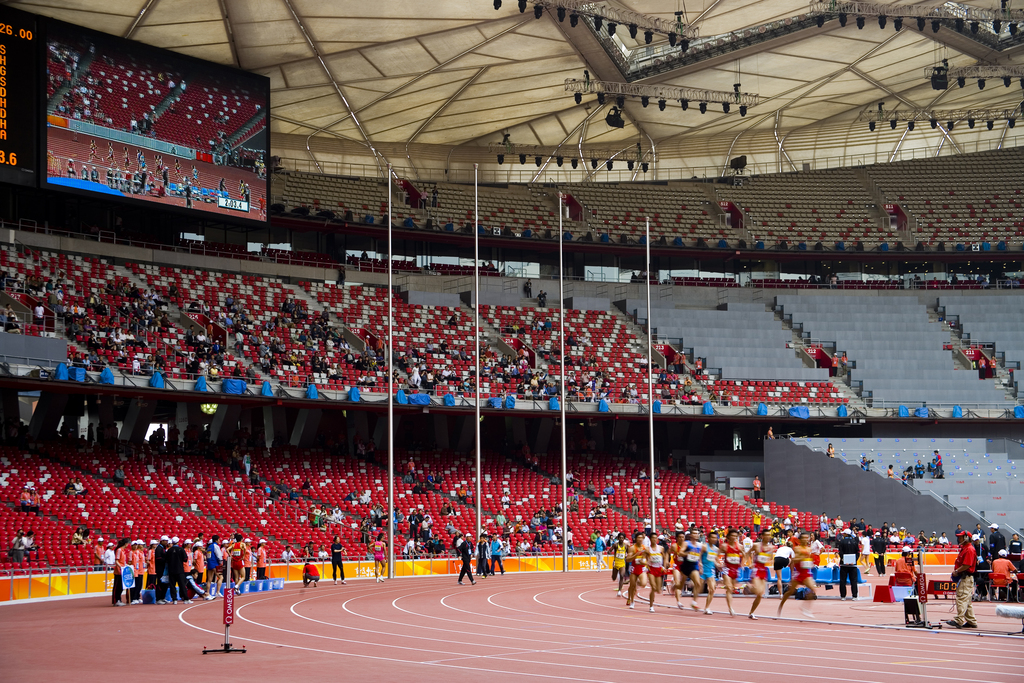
top-left (1, 572), bottom-right (1020, 682)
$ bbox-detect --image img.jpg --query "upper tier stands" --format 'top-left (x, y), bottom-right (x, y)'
top-left (939, 294), bottom-right (1024, 370)
top-left (776, 294), bottom-right (1010, 407)
top-left (716, 168), bottom-right (880, 244)
top-left (425, 183), bottom-right (557, 233)
top-left (643, 302), bottom-right (829, 382)
top-left (867, 148), bottom-right (1024, 246)
top-left (561, 182), bottom-right (724, 242)
top-left (155, 74), bottom-right (264, 150)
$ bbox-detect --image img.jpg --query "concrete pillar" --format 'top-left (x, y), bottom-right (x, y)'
top-left (456, 416), bottom-right (475, 453)
top-left (210, 404), bottom-right (242, 444)
top-left (534, 418), bottom-right (554, 455)
top-left (432, 414), bottom-right (450, 450)
top-left (511, 417), bottom-right (528, 450)
top-left (347, 410), bottom-right (369, 454)
top-left (290, 408), bottom-right (322, 447)
top-left (372, 413), bottom-right (401, 449)
top-left (263, 406), bottom-right (287, 447)
top-left (612, 419), bottom-right (630, 445)
top-left (0, 388), bottom-right (19, 427)
top-left (586, 421), bottom-right (605, 451)
top-left (28, 391), bottom-right (69, 439)
top-left (118, 398), bottom-right (157, 443)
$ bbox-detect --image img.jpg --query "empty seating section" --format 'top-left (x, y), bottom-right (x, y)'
top-left (481, 305), bottom-right (651, 401)
top-left (776, 295), bottom-right (1010, 407)
top-left (647, 302), bottom-right (831, 383)
top-left (345, 255), bottom-right (419, 274)
top-left (939, 294), bottom-right (1024, 369)
top-left (179, 239), bottom-right (260, 261)
top-left (50, 46), bottom-right (179, 132)
top-left (264, 249), bottom-right (339, 268)
top-left (801, 436), bottom-right (1023, 531)
top-left (710, 380), bottom-right (846, 406)
top-left (277, 173), bottom-right (405, 221)
top-left (154, 74), bottom-right (264, 150)
top-left (562, 183), bottom-right (722, 241)
top-left (425, 183), bottom-right (556, 233)
top-left (867, 148), bottom-right (1024, 246)
top-left (717, 168), bottom-right (878, 244)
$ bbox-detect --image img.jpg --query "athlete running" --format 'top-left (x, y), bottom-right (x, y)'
top-left (672, 529), bottom-right (704, 611)
top-left (777, 530), bottom-right (818, 618)
top-left (748, 528), bottom-right (774, 619)
top-left (645, 532), bottom-right (667, 613)
top-left (720, 528), bottom-right (745, 617)
top-left (700, 530), bottom-right (721, 615)
top-left (611, 533), bottom-right (628, 597)
top-left (624, 531), bottom-right (648, 610)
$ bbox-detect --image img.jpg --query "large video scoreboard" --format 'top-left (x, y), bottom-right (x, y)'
top-left (0, 5), bottom-right (270, 224)
top-left (0, 8), bottom-right (38, 187)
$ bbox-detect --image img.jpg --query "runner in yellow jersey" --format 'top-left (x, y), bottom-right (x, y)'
top-left (611, 533), bottom-right (628, 597)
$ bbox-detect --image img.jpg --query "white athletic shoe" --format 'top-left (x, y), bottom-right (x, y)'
top-left (628, 603), bottom-right (634, 610)
top-left (334, 580), bottom-right (337, 585)
top-left (204, 595), bottom-right (214, 601)
top-left (616, 591), bottom-right (622, 597)
top-left (840, 597), bottom-right (847, 601)
top-left (677, 602), bottom-right (685, 610)
top-left (748, 613), bottom-right (758, 620)
top-left (112, 602), bottom-right (122, 607)
top-left (342, 580), bottom-right (347, 585)
top-left (799, 604), bottom-right (814, 618)
top-left (155, 600), bottom-right (167, 605)
top-left (173, 601), bottom-right (179, 605)
top-left (184, 600), bottom-right (193, 604)
top-left (690, 601), bottom-right (699, 612)
top-left (649, 607), bottom-right (655, 613)
top-left (729, 608), bottom-right (736, 617)
top-left (704, 608), bottom-right (713, 615)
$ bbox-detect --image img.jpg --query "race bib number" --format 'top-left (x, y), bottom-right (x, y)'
top-left (800, 560), bottom-right (813, 569)
top-left (726, 554), bottom-right (741, 565)
top-left (686, 553), bottom-right (700, 563)
top-left (757, 553), bottom-right (770, 564)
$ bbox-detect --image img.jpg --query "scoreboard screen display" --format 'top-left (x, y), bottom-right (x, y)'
top-left (42, 16), bottom-right (269, 223)
top-left (0, 8), bottom-right (39, 187)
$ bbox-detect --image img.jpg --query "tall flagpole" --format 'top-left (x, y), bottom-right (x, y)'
top-left (559, 193), bottom-right (568, 571)
top-left (474, 164), bottom-right (482, 546)
top-left (387, 165), bottom-right (395, 578)
top-left (645, 217), bottom-right (656, 534)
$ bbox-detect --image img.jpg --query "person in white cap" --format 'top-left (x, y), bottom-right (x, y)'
top-left (146, 540), bottom-right (159, 592)
top-left (102, 542), bottom-right (116, 567)
top-left (987, 523), bottom-right (1006, 559)
top-left (256, 539), bottom-right (268, 581)
top-left (991, 548), bottom-right (1017, 600)
top-left (836, 528), bottom-right (861, 600)
top-left (164, 536), bottom-right (190, 604)
top-left (893, 546), bottom-right (917, 586)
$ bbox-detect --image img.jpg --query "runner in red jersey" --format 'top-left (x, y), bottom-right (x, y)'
top-left (748, 528), bottom-right (774, 619)
top-left (719, 528), bottom-right (745, 617)
top-left (624, 531), bottom-right (648, 610)
top-left (644, 532), bottom-right (668, 613)
top-left (777, 531), bottom-right (818, 618)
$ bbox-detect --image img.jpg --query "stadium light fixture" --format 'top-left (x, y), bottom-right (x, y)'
top-left (1010, 118), bottom-right (1017, 128)
top-left (641, 96), bottom-right (649, 108)
top-left (869, 121), bottom-right (876, 131)
top-left (556, 156), bottom-right (563, 167)
top-left (616, 95), bottom-right (625, 108)
top-left (947, 120), bottom-right (954, 130)
top-left (629, 23), bottom-right (638, 38)
top-left (597, 92), bottom-right (605, 105)
top-left (591, 158), bottom-right (598, 169)
top-left (535, 156), bottom-right (542, 166)
top-left (932, 19), bottom-right (941, 32)
top-left (1005, 76), bottom-right (1012, 87)
top-left (878, 15), bottom-right (886, 29)
top-left (518, 0), bottom-right (526, 12)
top-left (574, 92), bottom-right (582, 104)
top-left (839, 13), bottom-right (847, 26)
top-left (970, 21), bottom-right (979, 34)
top-left (497, 154), bottom-right (504, 164)
top-left (930, 118), bottom-right (938, 128)
top-left (607, 22), bottom-right (617, 36)
top-left (893, 16), bottom-right (902, 31)
top-left (641, 162), bottom-right (649, 172)
top-left (723, 102), bottom-right (731, 113)
top-left (594, 16), bottom-right (602, 31)
top-left (817, 15), bottom-right (825, 27)
top-left (644, 30), bottom-right (653, 44)
top-left (699, 101), bottom-right (707, 114)
top-left (857, 16), bottom-right (865, 29)
top-left (994, 20), bottom-right (1002, 33)
top-left (557, 6), bottom-right (565, 21)
top-left (534, 4), bottom-right (543, 19)
top-left (571, 158), bottom-right (578, 168)
top-left (519, 153), bottom-right (527, 164)
top-left (570, 13), bottom-right (578, 27)
top-left (955, 18), bottom-right (964, 32)
top-left (627, 159), bottom-right (634, 170)
top-left (606, 160), bottom-right (613, 170)
top-left (987, 120), bottom-right (994, 130)
top-left (739, 105), bottom-right (747, 116)
top-left (916, 17), bottom-right (925, 31)
top-left (958, 76), bottom-right (966, 88)
top-left (680, 99), bottom-right (688, 110)
top-left (890, 119), bottom-right (897, 129)
top-left (908, 120), bottom-right (914, 130)
top-left (968, 118), bottom-right (975, 128)
top-left (978, 78), bottom-right (986, 90)
top-left (658, 99), bottom-right (666, 111)
top-left (494, 0), bottom-right (501, 9)
top-left (668, 31), bottom-right (677, 46)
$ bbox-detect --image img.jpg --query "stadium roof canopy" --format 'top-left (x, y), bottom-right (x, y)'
top-left (15, 0), bottom-right (1024, 175)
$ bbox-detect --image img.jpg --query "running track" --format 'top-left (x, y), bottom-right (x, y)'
top-left (1, 573), bottom-right (1021, 682)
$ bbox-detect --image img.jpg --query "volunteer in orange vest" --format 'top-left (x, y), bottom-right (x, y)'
top-left (93, 537), bottom-right (105, 570)
top-left (112, 538), bottom-right (131, 607)
top-left (893, 546), bottom-right (918, 586)
top-left (192, 541), bottom-right (206, 587)
top-left (183, 538), bottom-right (194, 574)
top-left (146, 539), bottom-right (158, 590)
top-left (131, 540), bottom-right (146, 604)
top-left (242, 537), bottom-right (254, 581)
top-left (256, 539), bottom-right (268, 580)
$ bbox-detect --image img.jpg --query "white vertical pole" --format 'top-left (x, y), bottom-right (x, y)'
top-left (559, 194), bottom-right (568, 571)
top-left (387, 166), bottom-right (395, 579)
top-left (474, 164), bottom-right (482, 545)
top-left (646, 217), bottom-right (656, 532)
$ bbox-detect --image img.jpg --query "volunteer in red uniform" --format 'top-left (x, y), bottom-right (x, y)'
top-left (946, 530), bottom-right (978, 629)
top-left (720, 528), bottom-right (745, 617)
top-left (256, 539), bottom-right (268, 580)
top-left (777, 531), bottom-right (818, 618)
top-left (624, 531), bottom-right (648, 610)
top-left (131, 540), bottom-right (146, 604)
top-left (748, 529), bottom-right (774, 619)
top-left (183, 539), bottom-right (193, 574)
